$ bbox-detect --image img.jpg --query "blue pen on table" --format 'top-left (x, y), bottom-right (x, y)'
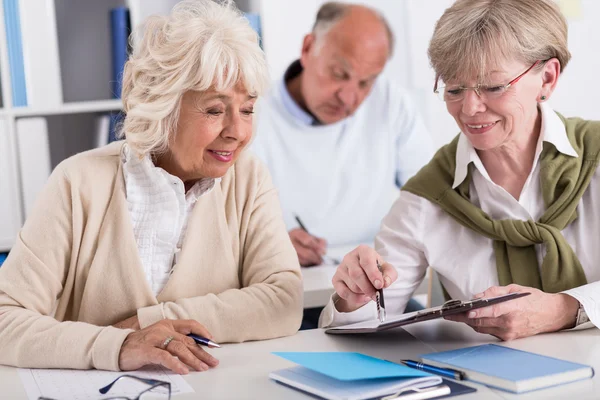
top-left (401, 359), bottom-right (465, 381)
top-left (187, 333), bottom-right (221, 348)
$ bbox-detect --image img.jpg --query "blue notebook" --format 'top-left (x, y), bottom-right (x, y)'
top-left (421, 344), bottom-right (594, 393)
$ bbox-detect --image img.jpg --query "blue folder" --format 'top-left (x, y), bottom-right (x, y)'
top-left (110, 7), bottom-right (131, 99)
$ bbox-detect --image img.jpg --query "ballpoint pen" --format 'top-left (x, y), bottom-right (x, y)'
top-left (293, 215), bottom-right (340, 264)
top-left (376, 260), bottom-right (386, 323)
top-left (401, 359), bottom-right (465, 381)
top-left (187, 333), bottom-right (221, 348)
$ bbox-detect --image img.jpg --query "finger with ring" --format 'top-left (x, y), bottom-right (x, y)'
top-left (162, 335), bottom-right (175, 349)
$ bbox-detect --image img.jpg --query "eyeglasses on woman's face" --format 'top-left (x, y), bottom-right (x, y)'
top-left (433, 60), bottom-right (542, 103)
top-left (38, 374), bottom-right (172, 400)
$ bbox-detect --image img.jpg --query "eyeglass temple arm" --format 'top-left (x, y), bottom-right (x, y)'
top-left (99, 374), bottom-right (167, 394)
top-left (137, 382), bottom-right (172, 400)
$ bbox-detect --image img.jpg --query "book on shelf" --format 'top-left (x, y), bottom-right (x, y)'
top-left (15, 117), bottom-right (52, 217)
top-left (420, 344), bottom-right (594, 394)
top-left (3, 0), bottom-right (27, 106)
top-left (95, 112), bottom-right (125, 148)
top-left (2, 0), bottom-right (63, 108)
top-left (110, 7), bottom-right (131, 99)
top-left (18, 0), bottom-right (63, 108)
top-left (0, 118), bottom-right (21, 246)
top-left (94, 114), bottom-right (111, 148)
top-left (126, 0), bottom-right (180, 44)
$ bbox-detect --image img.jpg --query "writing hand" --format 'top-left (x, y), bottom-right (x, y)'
top-left (289, 228), bottom-right (327, 266)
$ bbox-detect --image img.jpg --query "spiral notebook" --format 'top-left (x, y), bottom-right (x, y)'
top-left (269, 352), bottom-right (476, 400)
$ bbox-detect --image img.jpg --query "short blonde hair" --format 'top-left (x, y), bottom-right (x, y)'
top-left (428, 0), bottom-right (571, 83)
top-left (120, 0), bottom-right (269, 157)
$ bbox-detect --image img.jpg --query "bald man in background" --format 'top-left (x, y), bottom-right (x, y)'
top-left (252, 2), bottom-right (433, 326)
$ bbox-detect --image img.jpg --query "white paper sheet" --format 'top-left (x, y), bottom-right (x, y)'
top-left (19, 365), bottom-right (194, 400)
top-left (327, 310), bottom-right (424, 331)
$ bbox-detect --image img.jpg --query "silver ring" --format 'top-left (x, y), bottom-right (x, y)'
top-left (162, 336), bottom-right (175, 349)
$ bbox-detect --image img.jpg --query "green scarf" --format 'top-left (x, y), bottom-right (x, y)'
top-left (402, 115), bottom-right (600, 293)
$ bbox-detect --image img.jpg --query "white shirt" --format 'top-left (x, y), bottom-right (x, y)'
top-left (122, 145), bottom-right (218, 296)
top-left (320, 103), bottom-right (600, 329)
top-left (251, 62), bottom-right (435, 246)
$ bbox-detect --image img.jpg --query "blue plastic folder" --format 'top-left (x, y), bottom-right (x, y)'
top-left (270, 352), bottom-right (445, 400)
top-left (273, 352), bottom-right (431, 381)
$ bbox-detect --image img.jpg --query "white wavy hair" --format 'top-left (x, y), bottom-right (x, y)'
top-left (120, 0), bottom-right (270, 157)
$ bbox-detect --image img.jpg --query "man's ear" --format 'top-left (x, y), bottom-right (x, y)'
top-left (300, 33), bottom-right (316, 68)
top-left (538, 58), bottom-right (561, 102)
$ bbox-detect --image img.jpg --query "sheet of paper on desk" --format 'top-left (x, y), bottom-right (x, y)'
top-left (327, 310), bottom-right (421, 330)
top-left (19, 365), bottom-right (194, 400)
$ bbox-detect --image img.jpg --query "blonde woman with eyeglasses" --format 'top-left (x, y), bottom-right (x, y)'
top-left (0, 0), bottom-right (302, 373)
top-left (321, 0), bottom-right (600, 340)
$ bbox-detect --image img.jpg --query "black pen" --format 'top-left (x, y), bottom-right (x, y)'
top-left (294, 215), bottom-right (340, 264)
top-left (294, 215), bottom-right (309, 233)
top-left (187, 333), bottom-right (221, 348)
top-left (376, 260), bottom-right (386, 323)
top-left (401, 359), bottom-right (465, 380)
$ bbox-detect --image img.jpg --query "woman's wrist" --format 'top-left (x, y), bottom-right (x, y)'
top-left (554, 293), bottom-right (580, 330)
top-left (333, 294), bottom-right (368, 313)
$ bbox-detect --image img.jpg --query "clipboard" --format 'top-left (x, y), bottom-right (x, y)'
top-left (325, 292), bottom-right (530, 335)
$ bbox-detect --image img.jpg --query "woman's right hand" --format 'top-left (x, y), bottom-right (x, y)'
top-left (332, 245), bottom-right (398, 312)
top-left (118, 319), bottom-right (219, 374)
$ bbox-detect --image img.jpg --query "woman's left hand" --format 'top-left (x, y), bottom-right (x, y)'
top-left (114, 315), bottom-right (141, 330)
top-left (444, 284), bottom-right (580, 341)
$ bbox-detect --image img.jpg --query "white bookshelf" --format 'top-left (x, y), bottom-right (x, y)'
top-left (0, 0), bottom-right (130, 252)
top-left (12, 99), bottom-right (123, 117)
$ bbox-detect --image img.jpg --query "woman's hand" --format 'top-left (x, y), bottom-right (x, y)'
top-left (118, 319), bottom-right (219, 374)
top-left (113, 315), bottom-right (140, 330)
top-left (331, 245), bottom-right (397, 312)
top-left (445, 284), bottom-right (580, 340)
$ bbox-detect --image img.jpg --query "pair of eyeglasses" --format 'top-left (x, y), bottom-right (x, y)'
top-left (433, 60), bottom-right (542, 102)
top-left (38, 374), bottom-right (171, 400)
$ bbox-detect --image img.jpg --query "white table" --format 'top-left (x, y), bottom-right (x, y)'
top-left (2, 320), bottom-right (598, 399)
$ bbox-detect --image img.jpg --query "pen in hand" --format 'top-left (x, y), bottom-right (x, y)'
top-left (187, 333), bottom-right (221, 348)
top-left (293, 215), bottom-right (339, 264)
top-left (401, 359), bottom-right (465, 381)
top-left (376, 260), bottom-right (386, 323)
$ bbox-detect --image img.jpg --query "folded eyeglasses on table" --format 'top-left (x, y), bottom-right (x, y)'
top-left (38, 374), bottom-right (172, 400)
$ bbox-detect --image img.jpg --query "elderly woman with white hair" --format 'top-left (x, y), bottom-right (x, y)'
top-left (0, 0), bottom-right (302, 373)
top-left (322, 0), bottom-right (600, 340)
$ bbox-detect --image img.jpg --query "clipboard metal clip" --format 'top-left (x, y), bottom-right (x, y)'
top-left (380, 384), bottom-right (451, 400)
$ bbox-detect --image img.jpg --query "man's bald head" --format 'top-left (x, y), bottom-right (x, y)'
top-left (286, 2), bottom-right (394, 125)
top-left (312, 2), bottom-right (394, 58)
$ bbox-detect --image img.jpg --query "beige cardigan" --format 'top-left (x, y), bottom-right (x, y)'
top-left (0, 142), bottom-right (303, 371)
